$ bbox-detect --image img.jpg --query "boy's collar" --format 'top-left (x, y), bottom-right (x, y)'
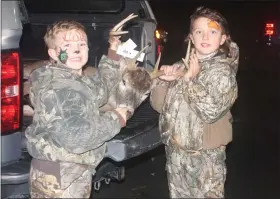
top-left (198, 50), bottom-right (226, 63)
top-left (48, 62), bottom-right (82, 76)
top-left (198, 50), bottom-right (219, 62)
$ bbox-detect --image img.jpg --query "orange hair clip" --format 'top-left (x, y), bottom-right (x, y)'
top-left (208, 20), bottom-right (221, 30)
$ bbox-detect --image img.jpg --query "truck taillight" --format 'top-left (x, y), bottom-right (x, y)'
top-left (1, 52), bottom-right (21, 133)
top-left (157, 45), bottom-right (161, 56)
top-left (265, 23), bottom-right (275, 36)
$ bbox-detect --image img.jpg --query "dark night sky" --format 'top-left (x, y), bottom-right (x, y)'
top-left (148, 0), bottom-right (280, 64)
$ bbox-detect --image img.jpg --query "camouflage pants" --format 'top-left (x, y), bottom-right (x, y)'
top-left (165, 146), bottom-right (226, 198)
top-left (29, 159), bottom-right (92, 198)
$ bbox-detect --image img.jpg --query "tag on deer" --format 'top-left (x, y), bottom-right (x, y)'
top-left (117, 38), bottom-right (145, 62)
top-left (122, 38), bottom-right (137, 50)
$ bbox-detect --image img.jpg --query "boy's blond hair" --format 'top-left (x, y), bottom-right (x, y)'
top-left (44, 20), bottom-right (86, 49)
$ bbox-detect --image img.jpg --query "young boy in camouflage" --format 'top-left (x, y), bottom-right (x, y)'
top-left (151, 7), bottom-right (239, 198)
top-left (25, 20), bottom-right (130, 198)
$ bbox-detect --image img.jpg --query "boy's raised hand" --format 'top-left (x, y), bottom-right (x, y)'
top-left (109, 36), bottom-right (122, 51)
top-left (159, 64), bottom-right (182, 81)
top-left (183, 49), bottom-right (200, 81)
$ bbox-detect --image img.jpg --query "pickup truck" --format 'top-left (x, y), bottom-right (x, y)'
top-left (1, 0), bottom-right (167, 198)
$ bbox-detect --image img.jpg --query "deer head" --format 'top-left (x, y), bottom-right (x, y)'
top-left (100, 45), bottom-right (163, 118)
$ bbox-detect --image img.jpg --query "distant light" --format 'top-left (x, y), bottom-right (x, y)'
top-left (265, 30), bottom-right (274, 36)
top-left (266, 23), bottom-right (274, 28)
top-left (155, 30), bottom-right (161, 39)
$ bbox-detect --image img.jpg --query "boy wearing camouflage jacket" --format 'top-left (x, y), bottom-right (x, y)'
top-left (151, 7), bottom-right (238, 198)
top-left (25, 20), bottom-right (129, 198)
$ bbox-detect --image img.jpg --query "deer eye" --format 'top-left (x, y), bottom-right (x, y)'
top-left (122, 79), bottom-right (126, 86)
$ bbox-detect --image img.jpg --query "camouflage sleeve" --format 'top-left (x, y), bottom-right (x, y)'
top-left (183, 64), bottom-right (238, 123)
top-left (150, 78), bottom-right (170, 113)
top-left (98, 55), bottom-right (122, 92)
top-left (84, 55), bottom-right (122, 106)
top-left (41, 87), bottom-right (122, 154)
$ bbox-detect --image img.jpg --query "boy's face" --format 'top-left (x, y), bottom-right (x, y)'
top-left (48, 29), bottom-right (89, 72)
top-left (190, 17), bottom-right (226, 58)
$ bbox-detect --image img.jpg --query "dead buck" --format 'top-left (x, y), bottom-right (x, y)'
top-left (99, 14), bottom-right (164, 117)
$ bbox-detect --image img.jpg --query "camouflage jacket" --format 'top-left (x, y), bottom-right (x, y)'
top-left (25, 55), bottom-right (123, 174)
top-left (151, 42), bottom-right (239, 151)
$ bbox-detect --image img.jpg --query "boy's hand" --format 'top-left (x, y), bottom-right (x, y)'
top-left (159, 64), bottom-right (181, 81)
top-left (109, 36), bottom-right (121, 51)
top-left (184, 49), bottom-right (200, 81)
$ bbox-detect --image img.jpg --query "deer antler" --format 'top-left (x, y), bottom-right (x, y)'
top-left (131, 43), bottom-right (151, 65)
top-left (149, 52), bottom-right (165, 79)
top-left (123, 43), bottom-right (151, 70)
top-left (181, 39), bottom-right (191, 70)
top-left (109, 13), bottom-right (138, 36)
top-left (174, 39), bottom-right (191, 77)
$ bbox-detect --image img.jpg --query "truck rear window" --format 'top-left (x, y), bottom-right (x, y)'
top-left (24, 0), bottom-right (124, 14)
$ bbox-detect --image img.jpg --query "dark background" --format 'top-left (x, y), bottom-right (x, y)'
top-left (149, 0), bottom-right (280, 64)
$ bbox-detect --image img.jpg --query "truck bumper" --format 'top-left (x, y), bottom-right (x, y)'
top-left (105, 119), bottom-right (162, 162)
top-left (1, 152), bottom-right (31, 198)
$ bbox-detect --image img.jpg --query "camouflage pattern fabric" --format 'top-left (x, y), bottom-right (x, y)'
top-left (29, 159), bottom-right (92, 198)
top-left (165, 145), bottom-right (226, 198)
top-left (25, 55), bottom-right (123, 175)
top-left (152, 42), bottom-right (239, 198)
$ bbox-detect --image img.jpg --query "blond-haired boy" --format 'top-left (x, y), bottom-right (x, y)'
top-left (26, 20), bottom-right (128, 198)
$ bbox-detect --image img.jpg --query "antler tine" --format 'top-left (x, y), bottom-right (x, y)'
top-left (149, 52), bottom-right (165, 80)
top-left (154, 52), bottom-right (161, 71)
top-left (182, 39), bottom-right (191, 69)
top-left (131, 43), bottom-right (151, 64)
top-left (185, 39), bottom-right (191, 61)
top-left (110, 13), bottom-right (138, 36)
